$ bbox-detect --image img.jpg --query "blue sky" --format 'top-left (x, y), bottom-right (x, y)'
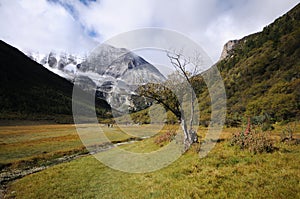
top-left (0, 0), bottom-right (299, 62)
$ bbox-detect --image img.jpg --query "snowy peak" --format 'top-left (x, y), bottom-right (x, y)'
top-left (26, 51), bottom-right (85, 80)
top-left (79, 44), bottom-right (166, 84)
top-left (25, 44), bottom-right (166, 112)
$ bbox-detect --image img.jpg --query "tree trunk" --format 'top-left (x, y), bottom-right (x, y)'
top-left (189, 92), bottom-right (195, 129)
top-left (189, 129), bottom-right (198, 143)
top-left (181, 116), bottom-right (191, 151)
top-left (180, 92), bottom-right (199, 151)
top-left (188, 92), bottom-right (198, 144)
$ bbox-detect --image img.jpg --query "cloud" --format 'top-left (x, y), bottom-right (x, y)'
top-left (147, 0), bottom-right (299, 61)
top-left (69, 0), bottom-right (154, 40)
top-left (0, 0), bottom-right (97, 55)
top-left (0, 0), bottom-right (299, 61)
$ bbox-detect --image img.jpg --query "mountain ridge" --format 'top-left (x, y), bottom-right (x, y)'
top-left (0, 40), bottom-right (111, 124)
top-left (197, 3), bottom-right (300, 126)
top-left (26, 44), bottom-right (166, 112)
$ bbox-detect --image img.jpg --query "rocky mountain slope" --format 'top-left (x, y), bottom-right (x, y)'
top-left (80, 44), bottom-right (165, 85)
top-left (27, 44), bottom-right (166, 112)
top-left (195, 3), bottom-right (300, 126)
top-left (26, 51), bottom-right (84, 81)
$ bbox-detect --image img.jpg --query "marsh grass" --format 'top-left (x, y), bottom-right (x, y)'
top-left (0, 125), bottom-right (81, 167)
top-left (0, 124), bottom-right (158, 169)
top-left (4, 124), bottom-right (300, 198)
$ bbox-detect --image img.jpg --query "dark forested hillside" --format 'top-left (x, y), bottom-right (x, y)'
top-left (196, 3), bottom-right (300, 126)
top-left (0, 40), bottom-right (110, 123)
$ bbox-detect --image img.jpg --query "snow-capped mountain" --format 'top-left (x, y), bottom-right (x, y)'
top-left (80, 44), bottom-right (165, 85)
top-left (26, 44), bottom-right (166, 112)
top-left (26, 51), bottom-right (84, 80)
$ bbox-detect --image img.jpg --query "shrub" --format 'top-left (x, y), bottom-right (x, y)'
top-left (280, 122), bottom-right (300, 145)
top-left (154, 128), bottom-right (177, 146)
top-left (231, 130), bottom-right (274, 154)
top-left (261, 123), bottom-right (274, 131)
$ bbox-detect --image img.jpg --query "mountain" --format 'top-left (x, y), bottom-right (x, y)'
top-left (0, 40), bottom-right (110, 124)
top-left (26, 51), bottom-right (84, 81)
top-left (195, 3), bottom-right (300, 126)
top-left (79, 44), bottom-right (166, 85)
top-left (80, 44), bottom-right (166, 112)
top-left (27, 44), bottom-right (166, 112)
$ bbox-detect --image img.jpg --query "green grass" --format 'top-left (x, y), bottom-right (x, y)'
top-left (0, 124), bottom-right (81, 165)
top-left (0, 124), bottom-right (160, 168)
top-left (4, 125), bottom-right (300, 198)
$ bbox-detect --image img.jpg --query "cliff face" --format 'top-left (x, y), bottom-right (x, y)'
top-left (219, 40), bottom-right (239, 61)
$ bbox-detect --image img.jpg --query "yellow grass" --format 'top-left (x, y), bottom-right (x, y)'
top-left (1, 123), bottom-right (300, 198)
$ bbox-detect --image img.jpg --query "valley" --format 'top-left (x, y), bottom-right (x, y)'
top-left (0, 2), bottom-right (299, 198)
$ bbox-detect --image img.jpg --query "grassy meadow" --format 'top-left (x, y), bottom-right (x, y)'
top-left (0, 124), bottom-right (82, 168)
top-left (0, 124), bottom-right (158, 169)
top-left (1, 123), bottom-right (299, 198)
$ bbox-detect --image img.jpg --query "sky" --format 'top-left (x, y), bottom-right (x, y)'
top-left (0, 0), bottom-right (299, 63)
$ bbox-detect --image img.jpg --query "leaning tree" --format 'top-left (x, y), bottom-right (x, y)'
top-left (138, 51), bottom-right (203, 150)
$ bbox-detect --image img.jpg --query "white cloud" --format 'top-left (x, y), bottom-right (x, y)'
top-left (78, 0), bottom-right (154, 39)
top-left (0, 0), bottom-right (299, 61)
top-left (146, 0), bottom-right (299, 61)
top-left (0, 0), bottom-right (97, 55)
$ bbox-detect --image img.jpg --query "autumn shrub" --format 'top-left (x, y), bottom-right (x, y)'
top-left (154, 129), bottom-right (176, 146)
top-left (231, 130), bottom-right (274, 154)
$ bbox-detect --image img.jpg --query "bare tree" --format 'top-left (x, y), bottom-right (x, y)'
top-left (139, 50), bottom-right (202, 150)
top-left (167, 51), bottom-right (201, 149)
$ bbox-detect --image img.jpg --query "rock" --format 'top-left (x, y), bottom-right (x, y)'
top-left (219, 40), bottom-right (238, 61)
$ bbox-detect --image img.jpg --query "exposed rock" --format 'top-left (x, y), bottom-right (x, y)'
top-left (219, 40), bottom-right (238, 61)
top-left (26, 44), bottom-right (166, 113)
